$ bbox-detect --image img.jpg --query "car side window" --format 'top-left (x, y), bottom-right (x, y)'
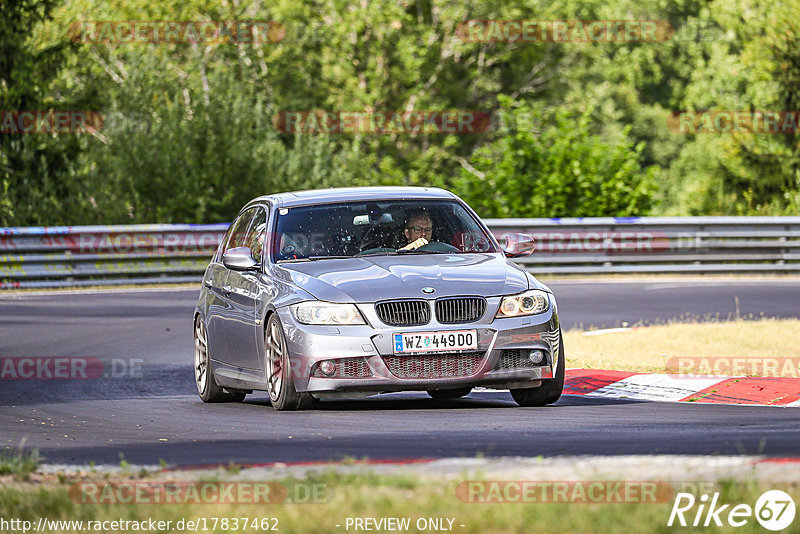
top-left (244, 208), bottom-right (267, 266)
top-left (222, 208), bottom-right (257, 257)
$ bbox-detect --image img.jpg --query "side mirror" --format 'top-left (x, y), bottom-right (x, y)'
top-left (222, 247), bottom-right (259, 271)
top-left (502, 233), bottom-right (535, 258)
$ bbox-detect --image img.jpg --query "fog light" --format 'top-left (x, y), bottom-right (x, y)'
top-left (529, 350), bottom-right (545, 365)
top-left (319, 360), bottom-right (336, 376)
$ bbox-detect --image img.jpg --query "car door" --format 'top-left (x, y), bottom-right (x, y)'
top-left (204, 259), bottom-right (232, 363)
top-left (224, 206), bottom-right (267, 371)
top-left (204, 218), bottom-right (239, 362)
top-left (212, 207), bottom-right (258, 364)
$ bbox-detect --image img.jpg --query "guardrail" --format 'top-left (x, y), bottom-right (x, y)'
top-left (0, 224), bottom-right (228, 289)
top-left (1, 217), bottom-right (799, 288)
top-left (486, 216), bottom-right (800, 275)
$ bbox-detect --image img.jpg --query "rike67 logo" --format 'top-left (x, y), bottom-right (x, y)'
top-left (668, 490), bottom-right (796, 531)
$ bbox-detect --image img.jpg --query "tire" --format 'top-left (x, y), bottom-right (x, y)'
top-left (264, 314), bottom-right (318, 411)
top-left (427, 387), bottom-right (473, 399)
top-left (194, 315), bottom-right (246, 403)
top-left (510, 329), bottom-right (565, 407)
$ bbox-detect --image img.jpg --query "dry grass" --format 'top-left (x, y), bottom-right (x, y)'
top-left (563, 318), bottom-right (800, 374)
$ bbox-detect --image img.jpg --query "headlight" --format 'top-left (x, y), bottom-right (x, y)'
top-left (290, 302), bottom-right (366, 325)
top-left (496, 290), bottom-right (549, 318)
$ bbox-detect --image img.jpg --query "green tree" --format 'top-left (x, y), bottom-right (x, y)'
top-left (5, 0), bottom-right (797, 225)
top-left (0, 0), bottom-right (89, 225)
top-left (662, 0), bottom-right (800, 214)
top-left (454, 98), bottom-right (657, 217)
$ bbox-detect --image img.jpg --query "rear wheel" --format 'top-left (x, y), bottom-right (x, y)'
top-left (194, 316), bottom-right (246, 403)
top-left (510, 329), bottom-right (565, 407)
top-left (265, 314), bottom-right (318, 411)
top-left (427, 387), bottom-right (472, 399)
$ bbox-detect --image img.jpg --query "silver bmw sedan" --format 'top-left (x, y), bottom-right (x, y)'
top-left (194, 186), bottom-right (563, 410)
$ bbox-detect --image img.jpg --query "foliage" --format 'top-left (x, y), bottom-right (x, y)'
top-left (0, 448), bottom-right (41, 479)
top-left (455, 98), bottom-right (657, 217)
top-left (2, 0), bottom-right (799, 225)
top-left (0, 0), bottom-right (85, 225)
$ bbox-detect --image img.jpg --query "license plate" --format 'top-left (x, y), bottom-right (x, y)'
top-left (393, 330), bottom-right (478, 354)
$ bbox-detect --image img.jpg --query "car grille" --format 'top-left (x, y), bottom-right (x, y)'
top-left (311, 357), bottom-right (372, 378)
top-left (382, 352), bottom-right (484, 379)
top-left (375, 300), bottom-right (430, 326)
top-left (435, 297), bottom-right (487, 324)
top-left (494, 349), bottom-right (541, 370)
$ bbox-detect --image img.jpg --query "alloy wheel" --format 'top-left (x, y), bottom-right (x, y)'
top-left (265, 319), bottom-right (284, 401)
top-left (194, 317), bottom-right (208, 395)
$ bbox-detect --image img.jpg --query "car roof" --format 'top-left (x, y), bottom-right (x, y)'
top-left (245, 186), bottom-right (457, 209)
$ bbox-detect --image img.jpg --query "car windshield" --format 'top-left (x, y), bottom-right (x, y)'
top-left (272, 199), bottom-right (498, 261)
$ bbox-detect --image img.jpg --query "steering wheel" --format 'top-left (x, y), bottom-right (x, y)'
top-left (360, 224), bottom-right (399, 252)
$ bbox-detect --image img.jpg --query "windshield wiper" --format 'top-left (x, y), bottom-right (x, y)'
top-left (355, 249), bottom-right (452, 258)
top-left (395, 249), bottom-right (448, 254)
top-left (356, 251), bottom-right (399, 257)
top-left (277, 255), bottom-right (353, 263)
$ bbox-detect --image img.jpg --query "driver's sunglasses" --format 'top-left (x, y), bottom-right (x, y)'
top-left (407, 226), bottom-right (432, 236)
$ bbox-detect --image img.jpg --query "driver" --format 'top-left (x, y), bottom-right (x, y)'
top-left (400, 209), bottom-right (433, 250)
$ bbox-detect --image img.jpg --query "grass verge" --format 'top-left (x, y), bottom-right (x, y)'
top-left (564, 318), bottom-right (800, 374)
top-left (0, 448), bottom-right (41, 479)
top-left (0, 470), bottom-right (796, 533)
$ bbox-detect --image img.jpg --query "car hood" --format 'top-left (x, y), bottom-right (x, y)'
top-left (275, 253), bottom-right (529, 303)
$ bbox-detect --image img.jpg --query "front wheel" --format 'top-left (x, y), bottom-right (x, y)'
top-left (510, 330), bottom-right (565, 407)
top-left (194, 316), bottom-right (246, 403)
top-left (264, 314), bottom-right (318, 411)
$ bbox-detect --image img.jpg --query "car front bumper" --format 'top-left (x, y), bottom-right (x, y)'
top-left (276, 298), bottom-right (560, 395)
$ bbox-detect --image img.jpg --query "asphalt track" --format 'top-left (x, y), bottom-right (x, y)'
top-left (1, 278), bottom-right (799, 466)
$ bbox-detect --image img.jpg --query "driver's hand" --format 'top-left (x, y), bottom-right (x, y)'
top-left (398, 237), bottom-right (429, 251)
